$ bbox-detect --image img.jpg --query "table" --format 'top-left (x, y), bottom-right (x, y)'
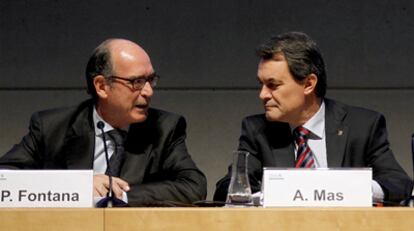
top-left (1, 207), bottom-right (413, 231)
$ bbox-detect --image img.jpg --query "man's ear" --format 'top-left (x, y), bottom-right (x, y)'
top-left (94, 75), bottom-right (109, 99)
top-left (304, 73), bottom-right (318, 95)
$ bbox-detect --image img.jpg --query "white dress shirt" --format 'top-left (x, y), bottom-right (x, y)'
top-left (92, 107), bottom-right (129, 174)
top-left (92, 107), bottom-right (117, 174)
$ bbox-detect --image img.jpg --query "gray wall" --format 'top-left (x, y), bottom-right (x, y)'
top-left (1, 0), bottom-right (414, 199)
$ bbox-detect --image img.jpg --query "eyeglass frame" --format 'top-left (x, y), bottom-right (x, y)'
top-left (105, 73), bottom-right (160, 90)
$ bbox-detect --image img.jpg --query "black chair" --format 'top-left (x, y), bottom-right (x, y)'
top-left (400, 134), bottom-right (414, 206)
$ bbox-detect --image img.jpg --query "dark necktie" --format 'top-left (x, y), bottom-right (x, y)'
top-left (105, 129), bottom-right (127, 177)
top-left (293, 126), bottom-right (316, 168)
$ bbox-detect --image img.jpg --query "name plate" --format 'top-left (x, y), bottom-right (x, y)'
top-left (263, 168), bottom-right (372, 207)
top-left (0, 170), bottom-right (93, 208)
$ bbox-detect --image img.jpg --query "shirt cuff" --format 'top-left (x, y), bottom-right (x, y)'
top-left (372, 180), bottom-right (384, 203)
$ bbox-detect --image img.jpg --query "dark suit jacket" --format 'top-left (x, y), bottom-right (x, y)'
top-left (0, 99), bottom-right (207, 205)
top-left (214, 98), bottom-right (413, 203)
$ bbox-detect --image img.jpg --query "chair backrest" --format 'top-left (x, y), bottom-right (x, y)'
top-left (412, 134), bottom-right (414, 179)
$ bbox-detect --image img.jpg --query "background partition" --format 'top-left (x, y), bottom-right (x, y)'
top-left (1, 0), bottom-right (414, 198)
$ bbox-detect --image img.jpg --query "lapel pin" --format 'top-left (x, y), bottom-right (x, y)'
top-left (337, 129), bottom-right (343, 136)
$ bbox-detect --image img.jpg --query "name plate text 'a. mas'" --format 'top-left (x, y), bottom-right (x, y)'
top-left (263, 168), bottom-right (372, 207)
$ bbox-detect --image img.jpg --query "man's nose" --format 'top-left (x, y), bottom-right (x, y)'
top-left (140, 81), bottom-right (153, 97)
top-left (259, 85), bottom-right (270, 101)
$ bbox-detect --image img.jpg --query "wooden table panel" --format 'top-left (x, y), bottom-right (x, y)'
top-left (0, 208), bottom-right (103, 231)
top-left (105, 207), bottom-right (414, 231)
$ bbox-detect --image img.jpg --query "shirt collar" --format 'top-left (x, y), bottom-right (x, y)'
top-left (291, 100), bottom-right (325, 139)
top-left (303, 100), bottom-right (325, 139)
top-left (92, 106), bottom-right (129, 136)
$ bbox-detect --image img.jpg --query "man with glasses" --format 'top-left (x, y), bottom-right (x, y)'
top-left (0, 39), bottom-right (207, 205)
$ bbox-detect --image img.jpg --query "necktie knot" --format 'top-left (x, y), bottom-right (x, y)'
top-left (107, 129), bottom-right (127, 146)
top-left (294, 126), bottom-right (310, 141)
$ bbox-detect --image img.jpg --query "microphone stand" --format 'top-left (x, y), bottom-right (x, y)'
top-left (96, 121), bottom-right (117, 208)
top-left (96, 121), bottom-right (128, 208)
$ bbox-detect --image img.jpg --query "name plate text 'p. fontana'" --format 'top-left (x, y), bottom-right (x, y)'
top-left (0, 170), bottom-right (93, 208)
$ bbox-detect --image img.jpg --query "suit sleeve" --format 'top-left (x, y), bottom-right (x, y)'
top-left (127, 116), bottom-right (207, 205)
top-left (213, 117), bottom-right (263, 202)
top-left (0, 113), bottom-right (44, 169)
top-left (366, 114), bottom-right (413, 203)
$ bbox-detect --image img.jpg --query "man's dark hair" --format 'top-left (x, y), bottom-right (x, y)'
top-left (85, 40), bottom-right (113, 100)
top-left (256, 32), bottom-right (327, 97)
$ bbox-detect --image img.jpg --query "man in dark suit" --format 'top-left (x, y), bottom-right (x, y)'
top-left (0, 39), bottom-right (207, 205)
top-left (214, 32), bottom-right (413, 204)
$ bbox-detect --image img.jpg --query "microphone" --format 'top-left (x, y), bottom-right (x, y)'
top-left (95, 121), bottom-right (128, 208)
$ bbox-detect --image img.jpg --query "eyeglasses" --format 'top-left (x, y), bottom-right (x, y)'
top-left (107, 73), bottom-right (160, 90)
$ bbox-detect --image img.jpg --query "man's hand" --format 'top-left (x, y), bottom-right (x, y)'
top-left (93, 174), bottom-right (130, 199)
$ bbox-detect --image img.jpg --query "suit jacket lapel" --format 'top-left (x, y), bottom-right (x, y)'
top-left (119, 120), bottom-right (151, 184)
top-left (120, 149), bottom-right (150, 184)
top-left (62, 102), bottom-right (95, 169)
top-left (325, 99), bottom-right (349, 167)
top-left (271, 143), bottom-right (295, 167)
top-left (266, 122), bottom-right (296, 167)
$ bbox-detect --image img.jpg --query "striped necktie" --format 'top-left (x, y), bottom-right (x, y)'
top-left (293, 126), bottom-right (315, 168)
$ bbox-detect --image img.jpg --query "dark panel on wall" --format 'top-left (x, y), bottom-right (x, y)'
top-left (1, 0), bottom-right (414, 89)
